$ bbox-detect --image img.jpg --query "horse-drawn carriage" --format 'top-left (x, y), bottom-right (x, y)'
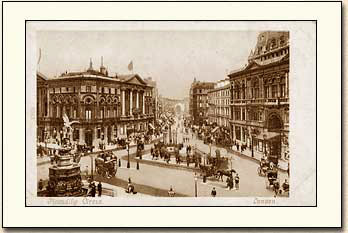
top-left (197, 149), bottom-right (231, 181)
top-left (257, 155), bottom-right (278, 176)
top-left (76, 143), bottom-right (94, 153)
top-left (95, 151), bottom-right (117, 178)
top-left (152, 142), bottom-right (182, 163)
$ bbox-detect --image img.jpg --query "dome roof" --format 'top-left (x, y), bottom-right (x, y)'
top-left (251, 31), bottom-right (289, 57)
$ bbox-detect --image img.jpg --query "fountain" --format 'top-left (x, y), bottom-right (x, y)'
top-left (46, 138), bottom-right (85, 197)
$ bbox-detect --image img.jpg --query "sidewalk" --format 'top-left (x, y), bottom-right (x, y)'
top-left (228, 145), bottom-right (289, 171)
top-left (82, 180), bottom-right (150, 197)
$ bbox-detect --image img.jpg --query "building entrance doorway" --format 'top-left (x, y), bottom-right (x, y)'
top-left (85, 129), bottom-right (93, 147)
top-left (266, 113), bottom-right (283, 158)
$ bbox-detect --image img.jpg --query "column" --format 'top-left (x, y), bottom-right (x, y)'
top-left (241, 127), bottom-right (244, 142)
top-left (233, 125), bottom-right (236, 141)
top-left (122, 89), bottom-right (125, 116)
top-left (111, 125), bottom-right (115, 141)
top-left (93, 127), bottom-right (98, 149)
top-left (130, 90), bottom-right (133, 115)
top-left (104, 127), bottom-right (108, 143)
top-left (136, 91), bottom-right (139, 109)
top-left (79, 128), bottom-right (85, 144)
top-left (143, 93), bottom-right (145, 114)
top-left (46, 89), bottom-right (50, 117)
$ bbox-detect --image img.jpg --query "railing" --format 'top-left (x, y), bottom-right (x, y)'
top-left (231, 97), bottom-right (289, 105)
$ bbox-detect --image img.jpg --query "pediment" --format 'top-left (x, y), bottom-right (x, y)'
top-left (125, 75), bottom-right (147, 86)
top-left (244, 62), bottom-right (261, 71)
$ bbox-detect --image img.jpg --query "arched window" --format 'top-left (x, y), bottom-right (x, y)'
top-left (85, 107), bottom-right (92, 120)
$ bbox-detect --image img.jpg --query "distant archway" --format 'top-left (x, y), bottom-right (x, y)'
top-left (174, 103), bottom-right (185, 116)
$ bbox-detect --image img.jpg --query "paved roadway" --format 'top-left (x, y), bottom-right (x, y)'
top-left (37, 116), bottom-right (288, 197)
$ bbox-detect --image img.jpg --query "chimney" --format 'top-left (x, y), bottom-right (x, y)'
top-left (100, 56), bottom-right (106, 75)
top-left (88, 58), bottom-right (93, 71)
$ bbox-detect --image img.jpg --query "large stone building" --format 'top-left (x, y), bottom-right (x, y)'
top-left (207, 79), bottom-right (231, 128)
top-left (37, 59), bottom-right (155, 148)
top-left (189, 78), bottom-right (215, 125)
top-left (228, 31), bottom-right (289, 159)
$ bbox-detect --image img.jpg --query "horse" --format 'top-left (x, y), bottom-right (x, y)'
top-left (216, 169), bottom-right (236, 182)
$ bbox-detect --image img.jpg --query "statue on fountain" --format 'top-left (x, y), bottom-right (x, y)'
top-left (44, 115), bottom-right (85, 197)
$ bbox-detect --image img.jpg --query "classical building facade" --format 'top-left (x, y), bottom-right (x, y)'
top-left (37, 59), bottom-right (155, 148)
top-left (207, 79), bottom-right (231, 128)
top-left (189, 78), bottom-right (215, 125)
top-left (229, 31), bottom-right (289, 159)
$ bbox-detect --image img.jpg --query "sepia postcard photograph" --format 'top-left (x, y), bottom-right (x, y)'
top-left (24, 20), bottom-right (318, 208)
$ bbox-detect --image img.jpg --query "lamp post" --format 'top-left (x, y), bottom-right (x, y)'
top-left (251, 129), bottom-right (257, 158)
top-left (194, 173), bottom-right (198, 197)
top-left (126, 139), bottom-right (130, 168)
top-left (263, 134), bottom-right (267, 157)
top-left (89, 154), bottom-right (94, 181)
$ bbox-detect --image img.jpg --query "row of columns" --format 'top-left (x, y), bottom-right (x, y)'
top-left (121, 89), bottom-right (146, 116)
top-left (231, 71), bottom-right (289, 100)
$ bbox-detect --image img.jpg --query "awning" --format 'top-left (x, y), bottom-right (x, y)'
top-left (212, 126), bottom-right (219, 133)
top-left (149, 123), bottom-right (155, 130)
top-left (256, 131), bottom-right (280, 140)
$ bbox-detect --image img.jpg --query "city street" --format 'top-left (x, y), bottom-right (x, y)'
top-left (37, 117), bottom-right (288, 197)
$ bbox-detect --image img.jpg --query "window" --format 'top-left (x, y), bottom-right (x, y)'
top-left (100, 109), bottom-right (104, 119)
top-left (265, 86), bottom-right (269, 98)
top-left (97, 129), bottom-right (101, 139)
top-left (66, 107), bottom-right (70, 118)
top-left (86, 86), bottom-right (91, 92)
top-left (56, 106), bottom-right (60, 118)
top-left (235, 107), bottom-right (241, 121)
top-left (85, 109), bottom-right (92, 120)
top-left (236, 126), bottom-right (241, 140)
top-left (272, 85), bottom-right (277, 98)
top-left (242, 108), bottom-right (246, 121)
top-left (280, 84), bottom-right (286, 97)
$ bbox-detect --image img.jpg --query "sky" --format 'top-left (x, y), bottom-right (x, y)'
top-left (37, 30), bottom-right (259, 99)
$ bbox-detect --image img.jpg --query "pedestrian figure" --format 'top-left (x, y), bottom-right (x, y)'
top-left (273, 179), bottom-right (280, 197)
top-left (227, 175), bottom-right (234, 190)
top-left (287, 162), bottom-right (290, 177)
top-left (126, 179), bottom-right (137, 194)
top-left (97, 181), bottom-right (102, 197)
top-left (38, 179), bottom-right (43, 191)
top-left (211, 187), bottom-right (217, 197)
top-left (91, 182), bottom-right (96, 197)
top-left (151, 147), bottom-right (154, 160)
top-left (235, 174), bottom-right (240, 190)
top-left (282, 179), bottom-right (289, 193)
top-left (168, 186), bottom-right (175, 197)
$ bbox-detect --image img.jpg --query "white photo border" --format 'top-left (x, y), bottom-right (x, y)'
top-left (2, 1), bottom-right (342, 228)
